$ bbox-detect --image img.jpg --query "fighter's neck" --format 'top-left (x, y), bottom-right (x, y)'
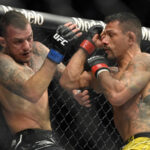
top-left (117, 47), bottom-right (141, 70)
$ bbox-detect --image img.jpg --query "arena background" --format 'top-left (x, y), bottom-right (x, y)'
top-left (0, 1), bottom-right (150, 150)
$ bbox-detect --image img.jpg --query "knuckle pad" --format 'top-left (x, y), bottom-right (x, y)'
top-left (61, 27), bottom-right (70, 35)
top-left (88, 25), bottom-right (103, 36)
top-left (64, 31), bottom-right (75, 39)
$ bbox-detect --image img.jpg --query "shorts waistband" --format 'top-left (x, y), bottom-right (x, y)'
top-left (124, 132), bottom-right (150, 145)
top-left (14, 128), bottom-right (54, 142)
top-left (11, 129), bottom-right (60, 149)
top-left (15, 128), bottom-right (52, 136)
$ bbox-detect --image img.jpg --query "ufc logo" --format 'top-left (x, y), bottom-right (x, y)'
top-left (53, 33), bottom-right (68, 46)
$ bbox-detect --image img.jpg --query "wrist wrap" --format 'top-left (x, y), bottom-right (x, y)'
top-left (47, 48), bottom-right (64, 64)
top-left (80, 40), bottom-right (95, 55)
top-left (91, 63), bottom-right (109, 78)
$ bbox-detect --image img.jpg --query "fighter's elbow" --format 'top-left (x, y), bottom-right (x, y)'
top-left (59, 73), bottom-right (80, 90)
top-left (59, 78), bottom-right (78, 91)
top-left (27, 94), bottom-right (41, 103)
top-left (106, 92), bottom-right (127, 106)
top-left (59, 77), bottom-right (67, 89)
top-left (59, 78), bottom-right (70, 91)
top-left (109, 98), bottom-right (124, 106)
top-left (106, 83), bottom-right (129, 106)
top-left (22, 89), bottom-right (42, 103)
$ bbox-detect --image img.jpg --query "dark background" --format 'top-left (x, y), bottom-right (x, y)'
top-left (0, 1), bottom-right (150, 150)
top-left (0, 0), bottom-right (150, 27)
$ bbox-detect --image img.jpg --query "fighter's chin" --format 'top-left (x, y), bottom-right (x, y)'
top-left (21, 54), bottom-right (32, 63)
top-left (16, 57), bottom-right (31, 64)
top-left (105, 53), bottom-right (113, 59)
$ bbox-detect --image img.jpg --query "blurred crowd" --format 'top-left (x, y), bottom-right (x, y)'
top-left (0, 0), bottom-right (150, 27)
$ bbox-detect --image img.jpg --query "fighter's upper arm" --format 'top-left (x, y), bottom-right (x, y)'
top-left (116, 54), bottom-right (150, 104)
top-left (0, 54), bottom-right (33, 96)
top-left (33, 41), bottom-right (49, 60)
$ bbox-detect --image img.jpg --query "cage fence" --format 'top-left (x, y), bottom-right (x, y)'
top-left (0, 25), bottom-right (124, 150)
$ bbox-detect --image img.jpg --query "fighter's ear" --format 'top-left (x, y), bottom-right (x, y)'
top-left (0, 36), bottom-right (6, 48)
top-left (127, 31), bottom-right (136, 45)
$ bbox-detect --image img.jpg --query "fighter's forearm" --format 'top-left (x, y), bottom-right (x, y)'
top-left (23, 59), bottom-right (57, 102)
top-left (60, 49), bottom-right (87, 90)
top-left (97, 71), bottom-right (127, 106)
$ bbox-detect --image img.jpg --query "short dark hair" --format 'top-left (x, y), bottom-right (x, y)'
top-left (0, 10), bottom-right (29, 36)
top-left (104, 12), bottom-right (142, 45)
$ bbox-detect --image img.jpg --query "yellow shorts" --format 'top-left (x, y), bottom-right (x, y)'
top-left (122, 137), bottom-right (150, 150)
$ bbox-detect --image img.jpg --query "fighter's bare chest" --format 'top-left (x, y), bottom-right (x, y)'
top-left (23, 55), bottom-right (44, 73)
top-left (112, 70), bottom-right (124, 80)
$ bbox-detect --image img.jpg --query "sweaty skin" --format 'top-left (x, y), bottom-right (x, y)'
top-left (109, 54), bottom-right (150, 141)
top-left (60, 20), bottom-right (150, 142)
top-left (0, 23), bottom-right (63, 134)
top-left (0, 45), bottom-right (51, 133)
top-left (98, 21), bottom-right (150, 141)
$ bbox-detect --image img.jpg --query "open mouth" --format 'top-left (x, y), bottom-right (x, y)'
top-left (22, 52), bottom-right (31, 57)
top-left (105, 49), bottom-right (110, 53)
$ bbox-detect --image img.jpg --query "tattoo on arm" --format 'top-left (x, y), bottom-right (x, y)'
top-left (121, 59), bottom-right (150, 97)
top-left (33, 42), bottom-right (48, 60)
top-left (54, 63), bottom-right (66, 80)
top-left (137, 95), bottom-right (150, 122)
top-left (0, 57), bottom-right (33, 95)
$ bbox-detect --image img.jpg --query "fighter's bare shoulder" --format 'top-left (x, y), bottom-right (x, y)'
top-left (132, 52), bottom-right (150, 68)
top-left (32, 41), bottom-right (49, 60)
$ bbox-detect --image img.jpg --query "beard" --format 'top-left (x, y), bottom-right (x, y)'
top-left (105, 53), bottom-right (117, 66)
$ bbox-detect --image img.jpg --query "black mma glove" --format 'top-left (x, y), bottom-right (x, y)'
top-left (80, 25), bottom-right (103, 56)
top-left (87, 55), bottom-right (110, 78)
top-left (47, 24), bottom-right (80, 64)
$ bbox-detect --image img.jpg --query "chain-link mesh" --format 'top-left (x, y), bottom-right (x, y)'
top-left (32, 26), bottom-right (124, 150)
top-left (49, 78), bottom-right (123, 150)
top-left (0, 25), bottom-right (124, 150)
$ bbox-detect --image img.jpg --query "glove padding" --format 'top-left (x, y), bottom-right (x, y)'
top-left (80, 25), bottom-right (103, 56)
top-left (87, 55), bottom-right (110, 78)
top-left (47, 24), bottom-right (80, 63)
top-left (53, 25), bottom-right (80, 53)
